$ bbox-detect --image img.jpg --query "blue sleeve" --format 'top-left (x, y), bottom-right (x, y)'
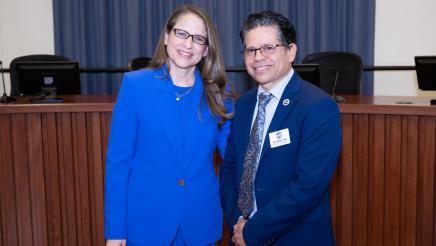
top-left (217, 97), bottom-right (234, 158)
top-left (104, 73), bottom-right (137, 239)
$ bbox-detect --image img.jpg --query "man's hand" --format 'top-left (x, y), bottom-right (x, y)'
top-left (232, 218), bottom-right (247, 246)
top-left (106, 239), bottom-right (126, 246)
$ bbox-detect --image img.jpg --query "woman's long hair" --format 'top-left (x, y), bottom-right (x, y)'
top-left (148, 5), bottom-right (232, 120)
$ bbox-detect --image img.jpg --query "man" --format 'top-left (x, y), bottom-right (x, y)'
top-left (219, 11), bottom-right (342, 246)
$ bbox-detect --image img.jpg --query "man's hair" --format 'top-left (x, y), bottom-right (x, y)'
top-left (240, 10), bottom-right (296, 46)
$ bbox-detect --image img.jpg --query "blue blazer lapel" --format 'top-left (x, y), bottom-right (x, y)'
top-left (260, 74), bottom-right (302, 159)
top-left (239, 89), bottom-right (258, 160)
top-left (151, 67), bottom-right (184, 165)
top-left (182, 71), bottom-right (211, 169)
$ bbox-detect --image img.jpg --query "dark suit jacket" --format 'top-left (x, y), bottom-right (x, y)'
top-left (220, 73), bottom-right (342, 245)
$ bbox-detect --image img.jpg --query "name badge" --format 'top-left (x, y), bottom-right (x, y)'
top-left (269, 128), bottom-right (291, 148)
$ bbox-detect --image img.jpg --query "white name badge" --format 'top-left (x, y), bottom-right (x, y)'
top-left (269, 128), bottom-right (291, 148)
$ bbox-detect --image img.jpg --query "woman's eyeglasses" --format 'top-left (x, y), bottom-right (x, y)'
top-left (173, 28), bottom-right (208, 46)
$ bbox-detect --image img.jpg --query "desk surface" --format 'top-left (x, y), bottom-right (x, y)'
top-left (0, 95), bottom-right (116, 113)
top-left (1, 95), bottom-right (435, 115)
top-left (338, 95), bottom-right (436, 116)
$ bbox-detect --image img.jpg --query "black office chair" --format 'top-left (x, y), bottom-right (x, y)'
top-left (128, 57), bottom-right (151, 71)
top-left (415, 56), bottom-right (436, 90)
top-left (9, 54), bottom-right (73, 96)
top-left (302, 51), bottom-right (363, 102)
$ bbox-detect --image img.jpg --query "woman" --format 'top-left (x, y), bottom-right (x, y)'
top-left (105, 5), bottom-right (233, 246)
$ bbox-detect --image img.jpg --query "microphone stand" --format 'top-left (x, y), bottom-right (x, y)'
top-left (330, 68), bottom-right (345, 103)
top-left (0, 61), bottom-right (16, 103)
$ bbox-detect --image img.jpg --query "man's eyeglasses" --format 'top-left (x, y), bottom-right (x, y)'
top-left (241, 44), bottom-right (289, 58)
top-left (173, 28), bottom-right (208, 46)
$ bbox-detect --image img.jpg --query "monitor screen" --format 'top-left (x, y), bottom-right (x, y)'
top-left (415, 56), bottom-right (436, 90)
top-left (15, 61), bottom-right (81, 96)
top-left (293, 64), bottom-right (320, 88)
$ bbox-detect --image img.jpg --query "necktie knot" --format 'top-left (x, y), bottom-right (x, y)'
top-left (258, 92), bottom-right (273, 108)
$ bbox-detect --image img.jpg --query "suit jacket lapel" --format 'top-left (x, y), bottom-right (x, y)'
top-left (182, 71), bottom-right (210, 169)
top-left (260, 75), bottom-right (302, 159)
top-left (151, 67), bottom-right (184, 165)
top-left (239, 89), bottom-right (258, 161)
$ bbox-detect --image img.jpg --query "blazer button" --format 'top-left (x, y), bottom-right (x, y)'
top-left (178, 179), bottom-right (185, 186)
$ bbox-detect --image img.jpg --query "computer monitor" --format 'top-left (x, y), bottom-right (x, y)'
top-left (14, 61), bottom-right (81, 96)
top-left (415, 56), bottom-right (436, 90)
top-left (293, 63), bottom-right (321, 87)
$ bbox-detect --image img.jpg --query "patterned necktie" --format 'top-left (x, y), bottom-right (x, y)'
top-left (238, 92), bottom-right (273, 218)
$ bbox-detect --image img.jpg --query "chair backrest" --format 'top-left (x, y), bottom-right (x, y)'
top-left (9, 54), bottom-right (73, 96)
top-left (128, 57), bottom-right (151, 71)
top-left (415, 56), bottom-right (436, 90)
top-left (302, 51), bottom-right (363, 95)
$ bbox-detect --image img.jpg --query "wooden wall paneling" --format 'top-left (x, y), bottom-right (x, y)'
top-left (71, 112), bottom-right (82, 245)
top-left (334, 113), bottom-right (354, 246)
top-left (399, 116), bottom-right (419, 246)
top-left (57, 112), bottom-right (77, 246)
top-left (101, 112), bottom-right (111, 177)
top-left (352, 114), bottom-right (370, 245)
top-left (329, 155), bottom-right (337, 238)
top-left (384, 115), bottom-right (402, 246)
top-left (430, 116), bottom-right (436, 246)
top-left (0, 121), bottom-right (2, 245)
top-left (100, 112), bottom-right (111, 242)
top-left (26, 113), bottom-right (48, 246)
top-left (87, 112), bottom-right (105, 245)
top-left (0, 202), bottom-right (2, 245)
top-left (101, 112), bottom-right (111, 197)
top-left (42, 113), bottom-right (63, 245)
top-left (367, 114), bottom-right (386, 246)
top-left (73, 112), bottom-right (92, 245)
top-left (2, 96), bottom-right (436, 246)
top-left (100, 112), bottom-right (111, 239)
top-left (432, 116), bottom-right (436, 246)
top-left (417, 116), bottom-right (436, 246)
top-left (0, 114), bottom-right (18, 246)
top-left (86, 113), bottom-right (98, 245)
top-left (11, 114), bottom-right (33, 245)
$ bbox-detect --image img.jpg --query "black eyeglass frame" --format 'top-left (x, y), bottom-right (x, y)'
top-left (241, 44), bottom-right (291, 58)
top-left (173, 28), bottom-right (209, 45)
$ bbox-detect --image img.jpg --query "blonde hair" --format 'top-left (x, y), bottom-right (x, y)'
top-left (148, 4), bottom-right (232, 120)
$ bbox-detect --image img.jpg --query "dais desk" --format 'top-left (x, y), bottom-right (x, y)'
top-left (334, 95), bottom-right (436, 246)
top-left (0, 95), bottom-right (435, 246)
top-left (0, 95), bottom-right (114, 246)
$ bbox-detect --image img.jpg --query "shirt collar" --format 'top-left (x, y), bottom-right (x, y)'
top-left (257, 68), bottom-right (294, 100)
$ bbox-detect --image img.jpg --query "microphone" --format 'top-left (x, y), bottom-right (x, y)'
top-left (1, 61), bottom-right (16, 103)
top-left (330, 68), bottom-right (345, 103)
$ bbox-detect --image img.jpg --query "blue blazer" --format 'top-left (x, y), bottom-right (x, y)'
top-left (105, 66), bottom-right (232, 245)
top-left (220, 74), bottom-right (342, 245)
